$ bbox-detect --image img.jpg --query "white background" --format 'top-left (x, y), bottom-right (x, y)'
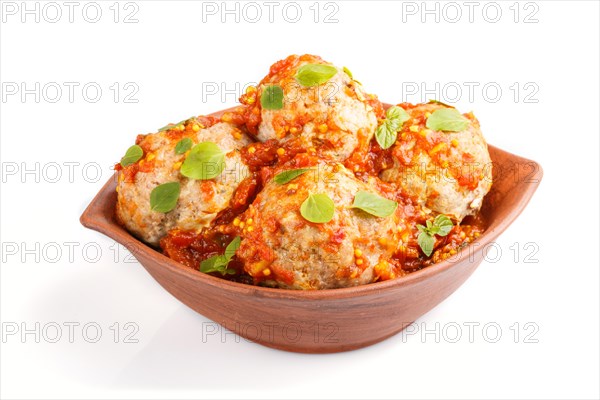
top-left (1, 1), bottom-right (599, 399)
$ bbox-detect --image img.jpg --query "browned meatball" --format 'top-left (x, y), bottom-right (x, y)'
top-left (116, 119), bottom-right (252, 246)
top-left (380, 103), bottom-right (492, 221)
top-left (238, 54), bottom-right (382, 161)
top-left (236, 156), bottom-right (404, 289)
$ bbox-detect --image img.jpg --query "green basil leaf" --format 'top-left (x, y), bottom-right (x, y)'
top-left (300, 193), bottom-right (335, 223)
top-left (351, 191), bottom-right (398, 218)
top-left (175, 137), bottom-right (193, 154)
top-left (149, 182), bottom-right (180, 213)
top-left (418, 214), bottom-right (453, 250)
top-left (375, 106), bottom-right (410, 149)
top-left (426, 108), bottom-right (469, 132)
top-left (200, 236), bottom-right (241, 275)
top-left (375, 121), bottom-right (397, 150)
top-left (260, 84), bottom-right (284, 110)
top-left (199, 256), bottom-right (218, 273)
top-left (180, 142), bottom-right (225, 180)
top-left (418, 232), bottom-right (435, 257)
top-left (224, 236), bottom-right (241, 260)
top-left (274, 168), bottom-right (312, 185)
top-left (200, 255), bottom-right (228, 273)
top-left (295, 64), bottom-right (338, 87)
top-left (343, 66), bottom-right (362, 85)
top-left (343, 66), bottom-right (353, 79)
top-left (428, 99), bottom-right (453, 108)
top-left (158, 117), bottom-right (192, 132)
top-left (433, 214), bottom-right (453, 236)
top-left (120, 145), bottom-right (143, 167)
top-left (386, 105), bottom-right (410, 127)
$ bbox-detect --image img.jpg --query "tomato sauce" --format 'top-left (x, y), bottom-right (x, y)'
top-left (148, 96), bottom-right (487, 286)
top-left (160, 229), bottom-right (249, 279)
top-left (158, 120), bottom-right (486, 283)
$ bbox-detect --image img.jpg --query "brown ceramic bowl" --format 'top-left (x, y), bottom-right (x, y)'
top-left (80, 107), bottom-right (542, 353)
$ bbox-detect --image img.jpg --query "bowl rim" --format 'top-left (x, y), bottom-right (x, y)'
top-left (81, 143), bottom-right (542, 301)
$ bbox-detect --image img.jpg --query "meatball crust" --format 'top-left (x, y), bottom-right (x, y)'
top-left (380, 103), bottom-right (492, 221)
top-left (236, 157), bottom-right (403, 290)
top-left (116, 119), bottom-right (252, 246)
top-left (239, 54), bottom-right (382, 161)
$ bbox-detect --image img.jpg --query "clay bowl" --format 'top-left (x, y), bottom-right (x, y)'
top-left (80, 109), bottom-right (542, 353)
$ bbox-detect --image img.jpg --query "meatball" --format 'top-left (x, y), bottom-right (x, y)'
top-left (239, 54), bottom-right (382, 161)
top-left (236, 156), bottom-right (403, 290)
top-left (380, 103), bottom-right (492, 221)
top-left (116, 119), bottom-right (252, 246)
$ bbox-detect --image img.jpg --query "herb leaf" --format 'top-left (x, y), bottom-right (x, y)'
top-left (180, 142), bottom-right (225, 180)
top-left (158, 117), bottom-right (192, 132)
top-left (433, 214), bottom-right (453, 236)
top-left (375, 106), bottom-right (411, 149)
top-left (426, 220), bottom-right (434, 231)
top-left (295, 64), bottom-right (338, 87)
top-left (261, 84), bottom-right (284, 110)
top-left (428, 99), bottom-right (453, 108)
top-left (150, 182), bottom-right (180, 213)
top-left (416, 214), bottom-right (454, 257)
top-left (426, 108), bottom-right (469, 132)
top-left (200, 236), bottom-right (241, 275)
top-left (343, 66), bottom-right (353, 79)
top-left (224, 236), bottom-right (241, 259)
top-left (300, 193), bottom-right (335, 223)
top-left (343, 66), bottom-right (362, 85)
top-left (386, 106), bottom-right (411, 131)
top-left (417, 232), bottom-right (435, 257)
top-left (175, 137), bottom-right (193, 154)
top-left (274, 168), bottom-right (312, 185)
top-left (375, 122), bottom-right (398, 150)
top-left (200, 255), bottom-right (228, 274)
top-left (351, 191), bottom-right (398, 218)
top-left (120, 145), bottom-right (143, 167)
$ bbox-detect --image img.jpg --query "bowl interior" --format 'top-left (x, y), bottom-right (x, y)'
top-left (80, 141), bottom-right (542, 298)
top-left (480, 145), bottom-right (542, 239)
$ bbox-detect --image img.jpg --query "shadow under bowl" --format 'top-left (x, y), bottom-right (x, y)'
top-left (81, 120), bottom-right (542, 353)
